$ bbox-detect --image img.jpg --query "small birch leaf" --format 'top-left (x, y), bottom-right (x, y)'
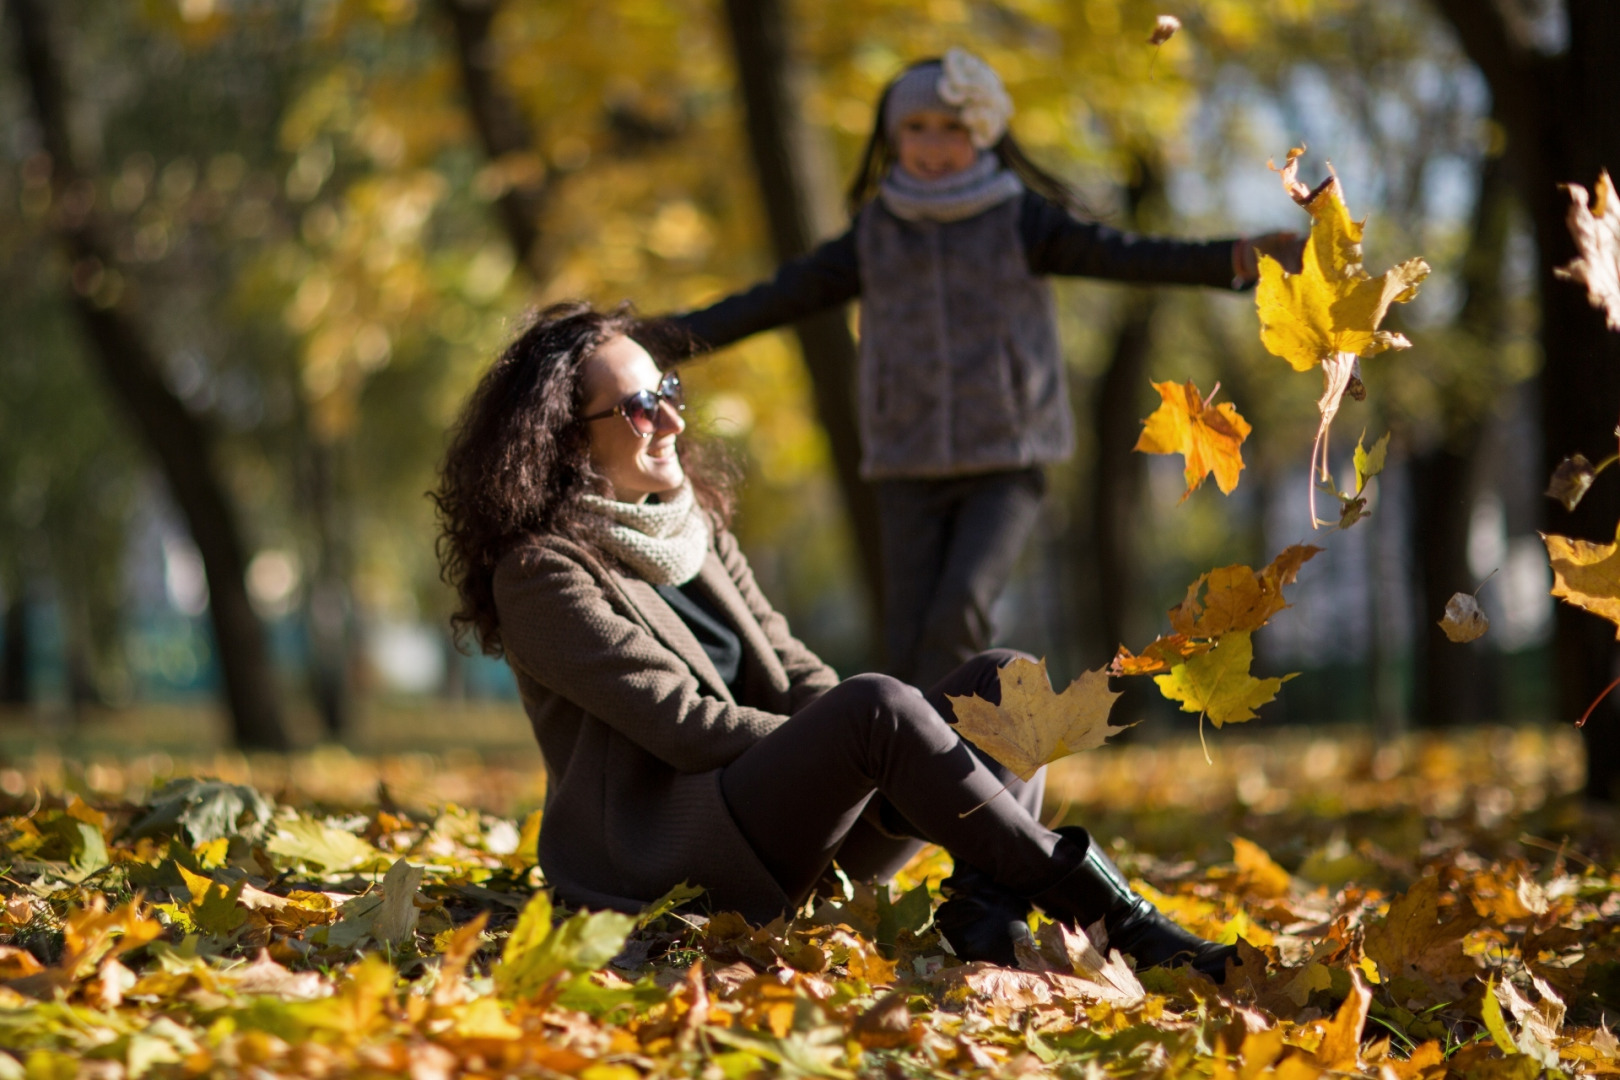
top-left (1439, 592), bottom-right (1489, 643)
top-left (1546, 454), bottom-right (1597, 512)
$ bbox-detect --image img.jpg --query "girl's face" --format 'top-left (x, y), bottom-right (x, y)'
top-left (894, 108), bottom-right (977, 181)
top-left (581, 334), bottom-right (686, 503)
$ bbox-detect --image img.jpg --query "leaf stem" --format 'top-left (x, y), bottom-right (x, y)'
top-left (957, 780), bottom-right (1013, 819)
top-left (1471, 567), bottom-right (1499, 598)
top-left (1202, 381), bottom-right (1222, 409)
top-left (1198, 713), bottom-right (1211, 766)
top-left (1577, 675), bottom-right (1620, 728)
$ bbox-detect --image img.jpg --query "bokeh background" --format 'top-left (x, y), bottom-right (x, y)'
top-left (1, 0), bottom-right (1616, 801)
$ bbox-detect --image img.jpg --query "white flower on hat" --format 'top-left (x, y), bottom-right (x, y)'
top-left (937, 48), bottom-right (1013, 149)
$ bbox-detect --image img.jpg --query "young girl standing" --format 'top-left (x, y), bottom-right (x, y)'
top-left (672, 50), bottom-right (1295, 690)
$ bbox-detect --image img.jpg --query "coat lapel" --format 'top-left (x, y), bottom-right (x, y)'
top-left (614, 575), bottom-right (737, 704)
top-left (692, 552), bottom-right (791, 707)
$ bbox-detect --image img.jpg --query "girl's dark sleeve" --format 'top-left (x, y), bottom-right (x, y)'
top-left (1021, 191), bottom-right (1241, 289)
top-left (670, 229), bottom-right (861, 352)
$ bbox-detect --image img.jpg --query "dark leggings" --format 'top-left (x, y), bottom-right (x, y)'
top-left (719, 650), bottom-right (1061, 904)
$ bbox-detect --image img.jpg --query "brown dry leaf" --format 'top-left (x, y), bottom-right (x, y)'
top-left (1312, 969), bottom-right (1371, 1070)
top-left (851, 990), bottom-right (920, 1049)
top-left (228, 949), bottom-right (333, 1000)
top-left (1546, 454), bottom-right (1598, 512)
top-left (1361, 874), bottom-right (1484, 996)
top-left (1134, 379), bottom-right (1252, 500)
top-left (1168, 545), bottom-right (1322, 637)
top-left (1032, 920), bottom-right (1144, 1007)
top-left (1543, 532), bottom-right (1620, 636)
top-left (947, 657), bottom-right (1126, 782)
top-left (371, 857), bottom-right (425, 947)
top-left (1554, 170), bottom-right (1620, 330)
top-left (1226, 837), bottom-right (1294, 900)
top-left (1148, 14), bottom-right (1181, 44)
top-left (1439, 592), bottom-right (1489, 643)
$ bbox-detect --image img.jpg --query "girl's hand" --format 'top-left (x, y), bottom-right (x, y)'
top-left (1233, 231), bottom-right (1306, 283)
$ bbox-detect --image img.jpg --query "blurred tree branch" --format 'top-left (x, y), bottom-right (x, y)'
top-left (4, 0), bottom-right (290, 749)
top-left (437, 0), bottom-right (553, 278)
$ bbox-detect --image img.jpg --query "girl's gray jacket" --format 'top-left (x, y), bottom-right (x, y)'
top-left (672, 190), bottom-right (1242, 481)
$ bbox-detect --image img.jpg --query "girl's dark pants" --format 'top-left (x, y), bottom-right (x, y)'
top-left (875, 468), bottom-right (1046, 690)
top-left (719, 649), bottom-right (1057, 905)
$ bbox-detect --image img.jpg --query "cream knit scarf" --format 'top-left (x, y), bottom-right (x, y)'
top-left (578, 483), bottom-right (711, 586)
top-left (878, 152), bottom-right (1024, 223)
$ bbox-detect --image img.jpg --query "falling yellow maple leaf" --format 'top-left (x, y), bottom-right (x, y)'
top-left (1134, 379), bottom-right (1251, 500)
top-left (1542, 532), bottom-right (1620, 637)
top-left (946, 657), bottom-right (1126, 782)
top-left (1153, 631), bottom-right (1295, 729)
top-left (1256, 147), bottom-right (1430, 526)
top-left (1554, 170), bottom-right (1620, 331)
top-left (1168, 545), bottom-right (1322, 638)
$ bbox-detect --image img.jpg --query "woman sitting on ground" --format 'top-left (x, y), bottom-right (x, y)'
top-left (432, 301), bottom-right (1232, 978)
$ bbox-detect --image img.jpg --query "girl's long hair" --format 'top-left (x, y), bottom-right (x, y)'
top-left (432, 301), bottom-right (733, 657)
top-left (845, 58), bottom-right (1084, 218)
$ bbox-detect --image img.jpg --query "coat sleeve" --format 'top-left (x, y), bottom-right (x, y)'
top-left (1021, 191), bottom-right (1241, 289)
top-left (712, 528), bottom-right (841, 713)
top-left (493, 543), bottom-right (787, 774)
top-left (669, 229), bottom-right (861, 352)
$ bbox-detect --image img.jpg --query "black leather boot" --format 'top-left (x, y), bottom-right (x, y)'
top-left (934, 863), bottom-right (1032, 966)
top-left (1033, 827), bottom-right (1236, 982)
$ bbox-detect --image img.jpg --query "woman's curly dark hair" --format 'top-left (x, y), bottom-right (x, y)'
top-left (432, 301), bottom-right (733, 657)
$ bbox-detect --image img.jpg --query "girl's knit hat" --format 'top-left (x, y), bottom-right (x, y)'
top-left (883, 48), bottom-right (1014, 150)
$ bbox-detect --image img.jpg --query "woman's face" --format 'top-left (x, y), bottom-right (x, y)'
top-left (894, 108), bottom-right (977, 181)
top-left (581, 334), bottom-right (686, 503)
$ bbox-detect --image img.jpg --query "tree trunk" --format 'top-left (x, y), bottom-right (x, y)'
top-left (5, 0), bottom-right (291, 749)
top-left (1082, 157), bottom-right (1165, 661)
top-left (718, 0), bottom-right (884, 622)
top-left (0, 592), bottom-right (29, 707)
top-left (1406, 153), bottom-right (1514, 727)
top-left (1430, 0), bottom-right (1620, 798)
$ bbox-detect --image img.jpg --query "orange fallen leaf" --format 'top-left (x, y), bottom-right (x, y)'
top-left (1168, 545), bottom-right (1321, 638)
top-left (1134, 379), bottom-right (1251, 500)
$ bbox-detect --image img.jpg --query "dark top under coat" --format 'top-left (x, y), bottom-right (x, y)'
top-left (655, 580), bottom-right (744, 696)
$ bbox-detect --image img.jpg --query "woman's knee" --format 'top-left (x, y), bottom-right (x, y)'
top-left (839, 672), bottom-right (926, 717)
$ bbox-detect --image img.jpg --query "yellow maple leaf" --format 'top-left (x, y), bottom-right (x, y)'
top-left (1168, 545), bottom-right (1322, 638)
top-left (1543, 532), bottom-right (1620, 636)
top-left (1133, 379), bottom-right (1252, 500)
top-left (1257, 147), bottom-right (1430, 526)
top-left (946, 657), bottom-right (1126, 781)
top-left (1153, 631), bottom-right (1295, 728)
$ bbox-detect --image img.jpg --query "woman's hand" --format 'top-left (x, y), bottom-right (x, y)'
top-left (1233, 231), bottom-right (1306, 284)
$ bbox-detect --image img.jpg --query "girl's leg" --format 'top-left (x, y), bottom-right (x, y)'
top-left (909, 469), bottom-right (1045, 690)
top-left (876, 478), bottom-right (955, 684)
top-left (718, 662), bottom-right (1061, 905)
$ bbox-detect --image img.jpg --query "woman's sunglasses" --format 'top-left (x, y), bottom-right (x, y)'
top-left (580, 370), bottom-right (685, 437)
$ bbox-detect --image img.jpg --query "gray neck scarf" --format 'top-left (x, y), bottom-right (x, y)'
top-left (878, 152), bottom-right (1024, 223)
top-left (578, 483), bottom-right (711, 586)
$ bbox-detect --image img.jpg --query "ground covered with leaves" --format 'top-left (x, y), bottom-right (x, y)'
top-left (1, 723), bottom-right (1618, 1078)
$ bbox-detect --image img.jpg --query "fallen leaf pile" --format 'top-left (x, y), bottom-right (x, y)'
top-left (0, 724), bottom-right (1616, 1078)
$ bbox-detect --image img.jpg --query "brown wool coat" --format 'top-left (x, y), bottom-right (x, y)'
top-left (492, 524), bottom-right (840, 922)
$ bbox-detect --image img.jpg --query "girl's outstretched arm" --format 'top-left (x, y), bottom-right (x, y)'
top-left (671, 229), bottom-right (862, 353)
top-left (1020, 191), bottom-right (1243, 289)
